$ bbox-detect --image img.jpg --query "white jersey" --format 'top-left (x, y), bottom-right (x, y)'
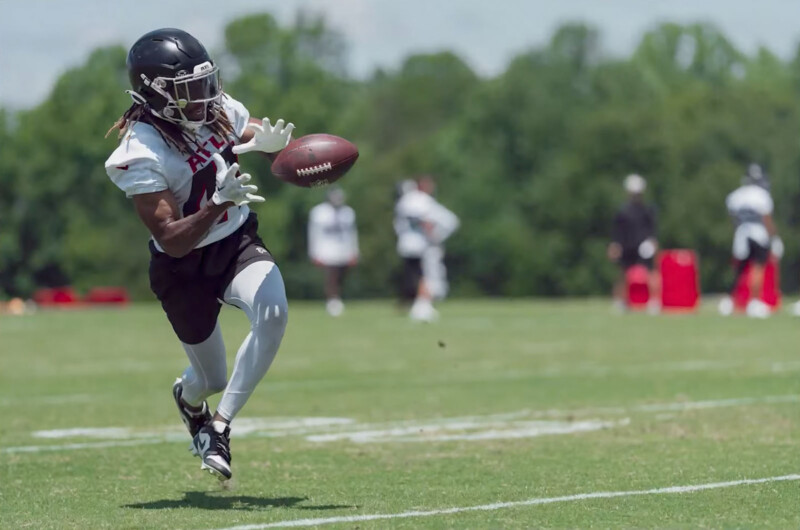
top-left (105, 94), bottom-right (251, 252)
top-left (726, 185), bottom-right (773, 256)
top-left (307, 202), bottom-right (359, 266)
top-left (394, 190), bottom-right (459, 258)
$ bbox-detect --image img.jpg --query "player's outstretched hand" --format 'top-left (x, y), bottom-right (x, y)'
top-left (211, 153), bottom-right (265, 206)
top-left (232, 118), bottom-right (295, 154)
top-left (771, 236), bottom-right (784, 259)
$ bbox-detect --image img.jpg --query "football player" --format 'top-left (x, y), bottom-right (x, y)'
top-left (307, 187), bottom-right (359, 316)
top-left (105, 28), bottom-right (295, 480)
top-left (394, 176), bottom-right (459, 322)
top-left (718, 164), bottom-right (782, 318)
top-left (607, 174), bottom-right (661, 314)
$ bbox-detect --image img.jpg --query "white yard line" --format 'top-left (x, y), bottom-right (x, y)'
top-left (3, 439), bottom-right (167, 453)
top-left (4, 394), bottom-right (797, 454)
top-left (214, 474), bottom-right (800, 529)
top-left (522, 394), bottom-right (800, 418)
top-left (0, 393), bottom-right (96, 407)
top-left (305, 419), bottom-right (629, 443)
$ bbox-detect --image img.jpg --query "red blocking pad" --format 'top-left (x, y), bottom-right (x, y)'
top-left (626, 264), bottom-right (650, 307)
top-left (659, 249), bottom-right (700, 311)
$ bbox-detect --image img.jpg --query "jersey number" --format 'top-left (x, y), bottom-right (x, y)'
top-left (183, 145), bottom-right (238, 223)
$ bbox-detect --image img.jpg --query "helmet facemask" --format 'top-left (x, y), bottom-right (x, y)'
top-left (136, 61), bottom-right (222, 130)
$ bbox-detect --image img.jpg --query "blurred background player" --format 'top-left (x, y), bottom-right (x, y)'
top-left (718, 164), bottom-right (782, 318)
top-left (418, 176), bottom-right (460, 302)
top-left (394, 176), bottom-right (459, 322)
top-left (307, 187), bottom-right (359, 316)
top-left (394, 179), bottom-right (423, 308)
top-left (607, 174), bottom-right (661, 314)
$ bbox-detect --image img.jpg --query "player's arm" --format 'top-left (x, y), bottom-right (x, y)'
top-left (132, 190), bottom-right (231, 258)
top-left (646, 206), bottom-right (659, 250)
top-left (350, 209), bottom-right (360, 265)
top-left (759, 188), bottom-right (783, 258)
top-left (763, 213), bottom-right (776, 237)
top-left (764, 213), bottom-right (784, 258)
top-left (131, 154), bottom-right (263, 258)
top-left (608, 213), bottom-right (624, 261)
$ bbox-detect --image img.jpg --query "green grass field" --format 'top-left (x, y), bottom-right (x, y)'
top-left (1, 299), bottom-right (798, 528)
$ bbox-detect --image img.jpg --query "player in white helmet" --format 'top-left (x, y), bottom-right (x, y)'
top-left (607, 174), bottom-right (661, 314)
top-left (718, 164), bottom-right (781, 318)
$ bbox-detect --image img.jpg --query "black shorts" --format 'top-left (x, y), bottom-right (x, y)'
top-left (620, 249), bottom-right (654, 271)
top-left (741, 239), bottom-right (770, 265)
top-left (149, 213), bottom-right (274, 344)
top-left (400, 257), bottom-right (422, 301)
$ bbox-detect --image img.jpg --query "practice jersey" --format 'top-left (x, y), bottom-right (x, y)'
top-left (307, 202), bottom-right (359, 266)
top-left (612, 201), bottom-right (657, 253)
top-left (726, 185), bottom-right (773, 227)
top-left (394, 190), bottom-right (459, 258)
top-left (726, 184), bottom-right (773, 254)
top-left (105, 94), bottom-right (251, 252)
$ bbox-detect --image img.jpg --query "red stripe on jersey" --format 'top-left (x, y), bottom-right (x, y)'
top-left (116, 165), bottom-right (129, 170)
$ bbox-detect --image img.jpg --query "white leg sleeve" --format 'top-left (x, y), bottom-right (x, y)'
top-left (216, 261), bottom-right (288, 421)
top-left (180, 322), bottom-right (228, 406)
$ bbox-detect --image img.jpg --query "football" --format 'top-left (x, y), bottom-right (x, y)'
top-left (270, 134), bottom-right (359, 188)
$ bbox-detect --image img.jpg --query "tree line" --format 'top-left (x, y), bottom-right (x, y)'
top-left (1, 14), bottom-right (800, 300)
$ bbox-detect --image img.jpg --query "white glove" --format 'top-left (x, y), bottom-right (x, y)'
top-left (232, 117), bottom-right (295, 154)
top-left (638, 238), bottom-right (657, 259)
top-left (771, 236), bottom-right (784, 259)
top-left (210, 153), bottom-right (265, 206)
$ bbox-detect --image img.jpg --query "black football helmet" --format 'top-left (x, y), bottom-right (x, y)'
top-left (126, 28), bottom-right (222, 128)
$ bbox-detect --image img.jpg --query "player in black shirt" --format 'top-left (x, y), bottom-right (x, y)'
top-left (607, 174), bottom-right (661, 313)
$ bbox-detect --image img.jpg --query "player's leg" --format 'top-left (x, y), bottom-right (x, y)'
top-left (612, 271), bottom-right (626, 312)
top-left (149, 250), bottom-right (226, 438)
top-left (644, 258), bottom-right (661, 314)
top-left (720, 228), bottom-right (750, 316)
top-left (717, 258), bottom-right (745, 316)
top-left (613, 251), bottom-right (636, 313)
top-left (422, 246), bottom-right (447, 301)
top-left (324, 265), bottom-right (344, 316)
top-left (192, 260), bottom-right (288, 480)
top-left (410, 258), bottom-right (437, 322)
top-left (745, 239), bottom-right (770, 318)
top-left (219, 260), bottom-right (288, 419)
top-left (174, 322), bottom-right (227, 436)
top-left (748, 264), bottom-right (766, 300)
top-left (399, 257), bottom-right (419, 306)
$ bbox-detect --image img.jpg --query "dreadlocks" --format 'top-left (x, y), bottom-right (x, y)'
top-left (105, 100), bottom-right (236, 155)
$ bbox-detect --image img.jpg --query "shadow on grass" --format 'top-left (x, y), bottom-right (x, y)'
top-left (124, 492), bottom-right (356, 512)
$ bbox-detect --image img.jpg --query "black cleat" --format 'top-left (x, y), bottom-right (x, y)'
top-left (172, 378), bottom-right (212, 438)
top-left (191, 421), bottom-right (232, 481)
